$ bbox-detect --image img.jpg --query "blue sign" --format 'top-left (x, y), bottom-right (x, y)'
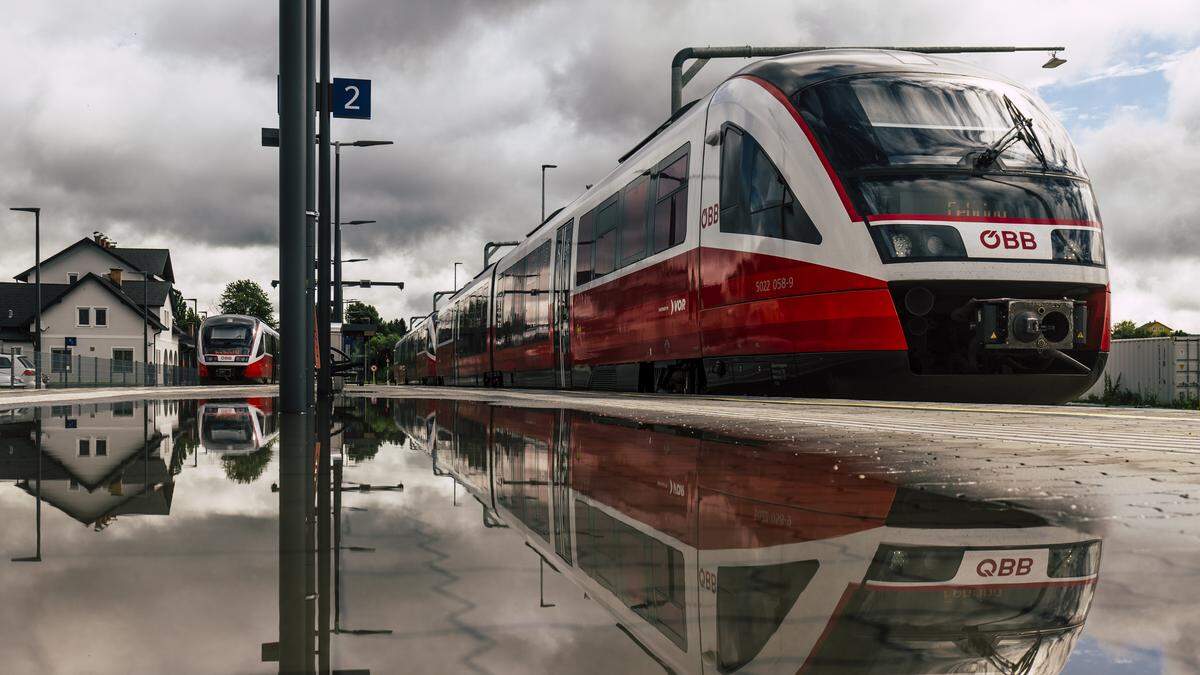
top-left (65, 337), bottom-right (77, 347)
top-left (332, 78), bottom-right (371, 119)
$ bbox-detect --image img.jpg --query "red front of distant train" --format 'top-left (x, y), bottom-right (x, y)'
top-left (197, 314), bottom-right (279, 384)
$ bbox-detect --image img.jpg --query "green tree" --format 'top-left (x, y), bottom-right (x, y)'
top-left (218, 279), bottom-right (276, 328)
top-left (345, 301), bottom-right (381, 326)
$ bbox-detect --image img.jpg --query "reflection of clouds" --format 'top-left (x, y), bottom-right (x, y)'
top-left (335, 442), bottom-right (663, 674)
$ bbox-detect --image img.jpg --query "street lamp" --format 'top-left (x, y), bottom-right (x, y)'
top-left (334, 219), bottom-right (377, 322)
top-left (453, 262), bottom-right (463, 290)
top-left (541, 164), bottom-right (557, 223)
top-left (183, 297), bottom-right (199, 368)
top-left (342, 258), bottom-right (367, 264)
top-left (332, 138), bottom-right (392, 322)
top-left (9, 207), bottom-right (40, 388)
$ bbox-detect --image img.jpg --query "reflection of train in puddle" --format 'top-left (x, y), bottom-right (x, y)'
top-left (398, 399), bottom-right (1100, 674)
top-left (198, 399), bottom-right (278, 454)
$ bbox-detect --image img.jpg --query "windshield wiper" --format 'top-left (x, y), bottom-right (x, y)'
top-left (974, 95), bottom-right (1048, 171)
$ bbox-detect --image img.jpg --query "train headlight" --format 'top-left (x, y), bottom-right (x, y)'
top-left (1051, 229), bottom-right (1102, 265)
top-left (871, 224), bottom-right (968, 263)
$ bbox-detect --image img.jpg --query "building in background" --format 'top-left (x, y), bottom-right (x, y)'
top-left (0, 233), bottom-right (194, 370)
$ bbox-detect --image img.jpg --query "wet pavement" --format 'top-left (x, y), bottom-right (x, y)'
top-left (0, 392), bottom-right (1196, 674)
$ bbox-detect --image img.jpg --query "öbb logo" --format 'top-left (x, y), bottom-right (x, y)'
top-left (980, 229), bottom-right (1037, 250)
top-left (975, 557), bottom-right (1035, 577)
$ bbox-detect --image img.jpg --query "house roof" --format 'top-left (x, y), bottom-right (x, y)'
top-left (111, 247), bottom-right (173, 282)
top-left (0, 274), bottom-right (170, 337)
top-left (13, 237), bottom-right (175, 283)
top-left (120, 279), bottom-right (172, 308)
top-left (0, 282), bottom-right (73, 328)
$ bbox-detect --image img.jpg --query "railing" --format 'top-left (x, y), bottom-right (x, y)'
top-left (5, 353), bottom-right (200, 389)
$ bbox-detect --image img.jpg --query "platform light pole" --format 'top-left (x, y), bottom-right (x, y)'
top-left (540, 164), bottom-right (557, 223)
top-left (334, 218), bottom-right (376, 322)
top-left (333, 140), bottom-right (391, 321)
top-left (316, 0), bottom-right (332, 401)
top-left (669, 45), bottom-right (1067, 113)
top-left (10, 208), bottom-right (40, 388)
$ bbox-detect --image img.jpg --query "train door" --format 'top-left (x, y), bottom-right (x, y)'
top-left (551, 221), bottom-right (574, 388)
top-left (697, 80), bottom-right (840, 367)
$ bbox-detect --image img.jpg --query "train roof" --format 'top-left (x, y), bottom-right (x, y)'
top-left (734, 48), bottom-right (1023, 97)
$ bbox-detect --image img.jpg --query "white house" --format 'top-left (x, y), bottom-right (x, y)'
top-left (0, 233), bottom-right (193, 371)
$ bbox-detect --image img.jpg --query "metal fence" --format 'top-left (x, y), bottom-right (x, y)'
top-left (4, 352), bottom-right (199, 389)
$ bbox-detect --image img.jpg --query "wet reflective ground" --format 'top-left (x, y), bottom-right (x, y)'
top-left (0, 395), bottom-right (1196, 674)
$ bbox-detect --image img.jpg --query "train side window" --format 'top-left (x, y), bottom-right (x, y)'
top-left (720, 125), bottom-right (821, 245)
top-left (652, 147), bottom-right (689, 253)
top-left (593, 198), bottom-right (619, 278)
top-left (576, 210), bottom-right (596, 286)
top-left (619, 174), bottom-right (650, 267)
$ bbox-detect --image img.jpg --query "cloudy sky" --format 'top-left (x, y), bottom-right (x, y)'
top-left (1, 1), bottom-right (1199, 330)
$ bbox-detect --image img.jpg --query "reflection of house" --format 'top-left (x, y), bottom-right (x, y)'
top-left (0, 233), bottom-right (194, 368)
top-left (9, 401), bottom-right (183, 529)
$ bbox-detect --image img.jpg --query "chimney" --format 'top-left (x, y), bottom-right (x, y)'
top-left (108, 268), bottom-right (123, 284)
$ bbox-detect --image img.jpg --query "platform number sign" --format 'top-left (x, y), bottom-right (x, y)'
top-left (332, 78), bottom-right (371, 120)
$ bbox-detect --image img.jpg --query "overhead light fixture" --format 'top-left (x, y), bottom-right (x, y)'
top-left (1043, 52), bottom-right (1067, 69)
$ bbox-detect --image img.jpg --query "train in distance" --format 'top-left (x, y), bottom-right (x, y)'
top-left (391, 48), bottom-right (1110, 403)
top-left (198, 314), bottom-right (280, 384)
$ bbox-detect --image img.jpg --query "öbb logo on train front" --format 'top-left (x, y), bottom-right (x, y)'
top-left (975, 557), bottom-right (1035, 577)
top-left (980, 229), bottom-right (1037, 250)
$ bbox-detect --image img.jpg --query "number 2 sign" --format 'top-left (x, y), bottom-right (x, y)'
top-left (332, 78), bottom-right (371, 120)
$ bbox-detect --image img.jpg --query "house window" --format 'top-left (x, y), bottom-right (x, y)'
top-left (95, 438), bottom-right (108, 457)
top-left (112, 348), bottom-right (134, 374)
top-left (10, 347), bottom-right (20, 355)
top-left (68, 273), bottom-right (78, 284)
top-left (112, 401), bottom-right (134, 417)
top-left (78, 438), bottom-right (90, 457)
top-left (77, 307), bottom-right (91, 326)
top-left (94, 308), bottom-right (108, 326)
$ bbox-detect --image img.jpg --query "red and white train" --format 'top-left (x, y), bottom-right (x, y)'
top-left (406, 399), bottom-right (1101, 674)
top-left (392, 313), bottom-right (437, 384)
top-left (406, 49), bottom-right (1109, 403)
top-left (198, 314), bottom-right (280, 384)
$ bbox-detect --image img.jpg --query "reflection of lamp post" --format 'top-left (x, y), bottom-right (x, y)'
top-left (12, 409), bottom-right (42, 562)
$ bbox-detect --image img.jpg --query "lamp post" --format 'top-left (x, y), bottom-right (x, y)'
top-left (332, 139), bottom-right (392, 321)
top-left (540, 164), bottom-right (557, 223)
top-left (334, 218), bottom-right (376, 321)
top-left (183, 297), bottom-right (199, 368)
top-left (10, 208), bottom-right (40, 388)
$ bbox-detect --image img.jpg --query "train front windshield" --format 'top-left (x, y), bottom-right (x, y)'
top-left (796, 74), bottom-right (1102, 248)
top-left (203, 321), bottom-right (255, 355)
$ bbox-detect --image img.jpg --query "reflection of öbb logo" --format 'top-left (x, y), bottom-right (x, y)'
top-left (980, 229), bottom-right (1037, 250)
top-left (975, 557), bottom-right (1034, 577)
